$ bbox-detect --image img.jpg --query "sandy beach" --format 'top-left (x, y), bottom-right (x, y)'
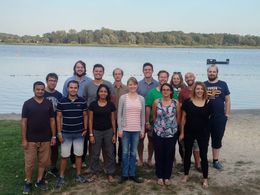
top-left (1, 109), bottom-right (260, 194)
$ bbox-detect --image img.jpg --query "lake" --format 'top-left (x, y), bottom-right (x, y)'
top-left (0, 44), bottom-right (260, 113)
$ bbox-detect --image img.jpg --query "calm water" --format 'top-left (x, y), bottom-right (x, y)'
top-left (0, 44), bottom-right (260, 113)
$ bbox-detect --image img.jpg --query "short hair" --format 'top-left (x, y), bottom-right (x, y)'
top-left (191, 81), bottom-right (208, 100)
top-left (46, 73), bottom-right (58, 81)
top-left (67, 80), bottom-right (79, 88)
top-left (143, 62), bottom-right (153, 71)
top-left (160, 83), bottom-right (174, 98)
top-left (127, 77), bottom-right (138, 85)
top-left (157, 70), bottom-right (169, 78)
top-left (112, 68), bottom-right (124, 77)
top-left (73, 60), bottom-right (86, 76)
top-left (93, 64), bottom-right (105, 72)
top-left (33, 81), bottom-right (45, 90)
top-left (96, 84), bottom-right (111, 102)
top-left (170, 72), bottom-right (185, 88)
top-left (207, 64), bottom-right (219, 73)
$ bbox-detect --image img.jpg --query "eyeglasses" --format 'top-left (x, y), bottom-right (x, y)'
top-left (173, 71), bottom-right (181, 74)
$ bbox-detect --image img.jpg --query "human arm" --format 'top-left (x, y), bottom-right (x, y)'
top-left (111, 111), bottom-right (117, 144)
top-left (225, 95), bottom-right (231, 118)
top-left (176, 100), bottom-right (181, 126)
top-left (21, 118), bottom-right (28, 149)
top-left (82, 110), bottom-right (88, 136)
top-left (179, 110), bottom-right (186, 142)
top-left (145, 106), bottom-right (152, 131)
top-left (50, 117), bottom-right (56, 146)
top-left (56, 111), bottom-right (64, 143)
top-left (140, 96), bottom-right (145, 139)
top-left (152, 100), bottom-right (158, 124)
top-left (88, 111), bottom-right (95, 144)
top-left (117, 95), bottom-right (124, 138)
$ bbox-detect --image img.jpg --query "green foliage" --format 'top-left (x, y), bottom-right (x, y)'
top-left (1, 28), bottom-right (260, 47)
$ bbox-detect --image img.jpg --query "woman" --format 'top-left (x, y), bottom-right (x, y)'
top-left (88, 84), bottom-right (116, 182)
top-left (170, 72), bottom-right (186, 100)
top-left (179, 81), bottom-right (212, 188)
top-left (117, 77), bottom-right (145, 183)
top-left (152, 83), bottom-right (180, 185)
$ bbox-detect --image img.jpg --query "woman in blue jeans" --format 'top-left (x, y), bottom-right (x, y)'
top-left (117, 77), bottom-right (145, 183)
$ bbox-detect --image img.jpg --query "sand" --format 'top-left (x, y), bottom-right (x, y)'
top-left (2, 109), bottom-right (260, 194)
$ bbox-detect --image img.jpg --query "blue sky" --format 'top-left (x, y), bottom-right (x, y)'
top-left (0, 0), bottom-right (259, 36)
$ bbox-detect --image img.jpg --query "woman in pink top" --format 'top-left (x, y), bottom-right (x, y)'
top-left (117, 77), bottom-right (145, 184)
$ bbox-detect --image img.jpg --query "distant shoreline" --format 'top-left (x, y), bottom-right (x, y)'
top-left (1, 43), bottom-right (260, 49)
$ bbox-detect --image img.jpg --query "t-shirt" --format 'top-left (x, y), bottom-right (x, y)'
top-left (83, 80), bottom-right (115, 106)
top-left (145, 87), bottom-right (162, 125)
top-left (22, 98), bottom-right (55, 142)
top-left (182, 99), bottom-right (212, 136)
top-left (57, 97), bottom-right (87, 133)
top-left (44, 90), bottom-right (63, 113)
top-left (89, 101), bottom-right (116, 131)
top-left (204, 80), bottom-right (230, 116)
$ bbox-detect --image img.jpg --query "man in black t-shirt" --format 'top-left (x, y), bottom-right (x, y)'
top-left (21, 81), bottom-right (56, 194)
top-left (44, 73), bottom-right (63, 177)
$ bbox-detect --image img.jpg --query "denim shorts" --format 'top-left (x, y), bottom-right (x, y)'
top-left (61, 132), bottom-right (84, 158)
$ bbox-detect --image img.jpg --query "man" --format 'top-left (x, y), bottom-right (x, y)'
top-left (137, 62), bottom-right (158, 166)
top-left (205, 64), bottom-right (231, 170)
top-left (83, 64), bottom-right (115, 173)
top-left (56, 80), bottom-right (89, 188)
top-left (21, 81), bottom-right (56, 194)
top-left (63, 60), bottom-right (92, 168)
top-left (179, 72), bottom-right (200, 170)
top-left (44, 73), bottom-right (63, 177)
top-left (112, 68), bottom-right (128, 164)
top-left (145, 70), bottom-right (169, 166)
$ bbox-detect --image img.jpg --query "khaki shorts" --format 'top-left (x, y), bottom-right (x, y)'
top-left (24, 141), bottom-right (51, 174)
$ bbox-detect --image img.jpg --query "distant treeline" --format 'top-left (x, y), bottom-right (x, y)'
top-left (1, 28), bottom-right (260, 47)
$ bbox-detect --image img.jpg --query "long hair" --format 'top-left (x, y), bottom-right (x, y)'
top-left (160, 83), bottom-right (174, 99)
top-left (73, 60), bottom-right (86, 76)
top-left (191, 81), bottom-right (208, 100)
top-left (170, 72), bottom-right (185, 88)
top-left (96, 84), bottom-right (111, 102)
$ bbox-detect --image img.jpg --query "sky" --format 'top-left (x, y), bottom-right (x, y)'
top-left (0, 0), bottom-right (259, 36)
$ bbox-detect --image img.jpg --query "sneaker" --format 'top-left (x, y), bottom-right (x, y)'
top-left (72, 164), bottom-right (76, 169)
top-left (213, 161), bottom-right (223, 170)
top-left (48, 167), bottom-right (59, 177)
top-left (129, 176), bottom-right (143, 183)
top-left (23, 182), bottom-right (32, 194)
top-left (118, 176), bottom-right (128, 184)
top-left (35, 179), bottom-right (48, 191)
top-left (75, 175), bottom-right (87, 184)
top-left (82, 162), bottom-right (87, 168)
top-left (56, 177), bottom-right (65, 188)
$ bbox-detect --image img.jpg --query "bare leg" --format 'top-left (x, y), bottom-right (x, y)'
top-left (37, 167), bottom-right (45, 182)
top-left (75, 156), bottom-right (82, 176)
top-left (193, 150), bottom-right (201, 169)
top-left (147, 136), bottom-right (154, 165)
top-left (212, 148), bottom-right (220, 160)
top-left (59, 158), bottom-right (68, 177)
top-left (137, 139), bottom-right (144, 166)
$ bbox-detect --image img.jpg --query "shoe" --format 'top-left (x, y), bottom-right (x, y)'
top-left (157, 178), bottom-right (164, 186)
top-left (23, 182), bottom-right (32, 194)
top-left (35, 179), bottom-right (48, 190)
top-left (83, 167), bottom-right (93, 174)
top-left (202, 179), bottom-right (209, 188)
top-left (118, 176), bottom-right (128, 184)
top-left (213, 161), bottom-right (223, 170)
top-left (137, 160), bottom-right (144, 167)
top-left (48, 167), bottom-right (59, 177)
top-left (129, 176), bottom-right (143, 183)
top-left (72, 164), bottom-right (76, 168)
top-left (82, 162), bottom-right (87, 168)
top-left (75, 175), bottom-right (87, 183)
top-left (56, 176), bottom-right (65, 188)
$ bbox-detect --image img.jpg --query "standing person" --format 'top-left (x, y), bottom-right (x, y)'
top-left (56, 80), bottom-right (89, 188)
top-left (152, 83), bottom-right (180, 186)
top-left (112, 68), bottom-right (128, 165)
top-left (63, 60), bottom-right (92, 168)
top-left (178, 72), bottom-right (200, 170)
top-left (137, 62), bottom-right (158, 166)
top-left (204, 64), bottom-right (231, 170)
top-left (44, 73), bottom-right (63, 177)
top-left (145, 70), bottom-right (169, 167)
top-left (179, 82), bottom-right (212, 188)
top-left (88, 84), bottom-right (117, 182)
top-left (21, 81), bottom-right (56, 194)
top-left (170, 72), bottom-right (186, 100)
top-left (118, 77), bottom-right (145, 183)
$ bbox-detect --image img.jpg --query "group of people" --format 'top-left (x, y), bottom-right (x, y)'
top-left (21, 61), bottom-right (231, 194)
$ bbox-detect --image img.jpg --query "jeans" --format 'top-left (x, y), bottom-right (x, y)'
top-left (122, 131), bottom-right (140, 177)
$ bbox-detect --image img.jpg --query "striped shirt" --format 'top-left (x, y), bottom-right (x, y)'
top-left (57, 96), bottom-right (87, 133)
top-left (124, 94), bottom-right (142, 131)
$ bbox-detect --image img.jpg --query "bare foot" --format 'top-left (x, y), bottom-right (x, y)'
top-left (202, 179), bottom-right (208, 188)
top-left (137, 160), bottom-right (144, 167)
top-left (146, 160), bottom-right (153, 167)
top-left (164, 179), bottom-right (171, 186)
top-left (108, 175), bottom-right (114, 183)
top-left (157, 178), bottom-right (164, 186)
top-left (181, 175), bottom-right (188, 183)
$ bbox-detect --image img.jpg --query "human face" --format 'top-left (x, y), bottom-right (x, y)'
top-left (34, 85), bottom-right (45, 98)
top-left (143, 66), bottom-right (153, 79)
top-left (98, 87), bottom-right (108, 100)
top-left (68, 83), bottom-right (78, 97)
top-left (185, 73), bottom-right (195, 87)
top-left (75, 63), bottom-right (85, 77)
top-left (46, 77), bottom-right (58, 90)
top-left (207, 67), bottom-right (218, 81)
top-left (194, 84), bottom-right (205, 99)
top-left (172, 74), bottom-right (181, 86)
top-left (127, 81), bottom-right (138, 93)
top-left (161, 85), bottom-right (172, 98)
top-left (93, 67), bottom-right (104, 80)
top-left (158, 72), bottom-right (169, 86)
top-left (113, 69), bottom-right (123, 82)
